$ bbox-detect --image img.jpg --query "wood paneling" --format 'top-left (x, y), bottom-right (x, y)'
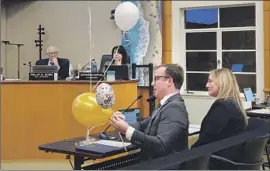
top-left (137, 87), bottom-right (151, 118)
top-left (162, 0), bottom-right (172, 64)
top-left (264, 11), bottom-right (270, 51)
top-left (264, 1), bottom-right (270, 95)
top-left (265, 1), bottom-right (270, 11)
top-left (1, 81), bottom-right (138, 160)
top-left (137, 87), bottom-right (159, 118)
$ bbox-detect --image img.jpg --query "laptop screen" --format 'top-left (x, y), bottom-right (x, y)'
top-left (243, 88), bottom-right (255, 102)
top-left (120, 108), bottom-right (140, 124)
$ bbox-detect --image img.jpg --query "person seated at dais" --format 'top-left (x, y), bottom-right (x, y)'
top-left (35, 45), bottom-right (73, 80)
top-left (105, 45), bottom-right (130, 66)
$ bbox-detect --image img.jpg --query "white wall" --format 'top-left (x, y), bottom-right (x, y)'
top-left (183, 95), bottom-right (215, 124)
top-left (172, 1), bottom-right (264, 124)
top-left (1, 6), bottom-right (6, 75)
top-left (4, 1), bottom-right (121, 79)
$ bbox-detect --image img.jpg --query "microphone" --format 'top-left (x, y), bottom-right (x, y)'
top-left (23, 62), bottom-right (32, 66)
top-left (147, 95), bottom-right (156, 102)
top-left (121, 94), bottom-right (142, 114)
top-left (98, 95), bottom-right (143, 140)
top-left (23, 63), bottom-right (30, 66)
top-left (81, 62), bottom-right (91, 71)
top-left (23, 62), bottom-right (32, 73)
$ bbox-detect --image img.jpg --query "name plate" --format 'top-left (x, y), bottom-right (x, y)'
top-left (79, 72), bottom-right (104, 81)
top-left (29, 73), bottom-right (57, 80)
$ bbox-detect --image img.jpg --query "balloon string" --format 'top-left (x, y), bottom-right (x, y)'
top-left (86, 126), bottom-right (96, 142)
top-left (87, 6), bottom-right (94, 93)
top-left (118, 132), bottom-right (127, 151)
top-left (92, 31), bottom-right (126, 91)
top-left (86, 121), bottom-right (109, 141)
top-left (85, 118), bottom-right (127, 152)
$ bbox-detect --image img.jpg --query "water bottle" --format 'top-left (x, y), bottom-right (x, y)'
top-left (91, 59), bottom-right (97, 73)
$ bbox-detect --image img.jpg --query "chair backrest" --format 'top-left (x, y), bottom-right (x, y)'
top-left (182, 155), bottom-right (211, 170)
top-left (210, 155), bottom-right (264, 170)
top-left (243, 132), bottom-right (269, 160)
top-left (235, 118), bottom-right (269, 162)
top-left (99, 55), bottom-right (112, 73)
top-left (210, 118), bottom-right (270, 170)
top-left (231, 118), bottom-right (270, 163)
top-left (209, 133), bottom-right (268, 170)
top-left (247, 117), bottom-right (270, 131)
top-left (236, 158), bottom-right (264, 170)
top-left (131, 63), bottom-right (155, 115)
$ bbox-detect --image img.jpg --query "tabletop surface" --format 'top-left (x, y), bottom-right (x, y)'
top-left (38, 134), bottom-right (138, 159)
top-left (39, 125), bottom-right (201, 159)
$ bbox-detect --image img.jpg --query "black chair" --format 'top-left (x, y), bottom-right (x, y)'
top-left (131, 63), bottom-right (154, 115)
top-left (248, 117), bottom-right (270, 170)
top-left (209, 118), bottom-right (270, 170)
top-left (247, 117), bottom-right (270, 131)
top-left (150, 155), bottom-right (210, 170)
top-left (262, 140), bottom-right (270, 170)
top-left (210, 155), bottom-right (264, 170)
top-left (98, 55), bottom-right (112, 73)
top-left (180, 155), bottom-right (211, 170)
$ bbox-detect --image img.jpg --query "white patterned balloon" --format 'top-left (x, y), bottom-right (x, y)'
top-left (96, 83), bottom-right (115, 109)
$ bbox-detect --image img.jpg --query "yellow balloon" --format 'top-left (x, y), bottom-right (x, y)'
top-left (72, 93), bottom-right (110, 127)
top-left (102, 108), bottom-right (113, 118)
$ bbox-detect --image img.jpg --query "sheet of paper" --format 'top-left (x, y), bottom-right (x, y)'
top-left (95, 140), bottom-right (131, 148)
top-left (250, 109), bottom-right (270, 114)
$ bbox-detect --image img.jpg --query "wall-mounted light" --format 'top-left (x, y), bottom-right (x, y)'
top-left (110, 9), bottom-right (115, 19)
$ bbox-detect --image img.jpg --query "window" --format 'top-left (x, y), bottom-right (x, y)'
top-left (183, 5), bottom-right (257, 93)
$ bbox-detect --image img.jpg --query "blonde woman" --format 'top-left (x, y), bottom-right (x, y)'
top-left (192, 68), bottom-right (247, 150)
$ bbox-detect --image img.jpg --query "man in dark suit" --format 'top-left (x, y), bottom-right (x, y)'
top-left (110, 64), bottom-right (189, 160)
top-left (35, 46), bottom-right (71, 80)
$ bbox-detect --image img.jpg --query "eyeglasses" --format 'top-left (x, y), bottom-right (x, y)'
top-left (153, 75), bottom-right (169, 82)
top-left (47, 52), bottom-right (58, 56)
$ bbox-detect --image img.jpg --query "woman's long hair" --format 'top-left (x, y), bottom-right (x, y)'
top-left (210, 68), bottom-right (247, 125)
top-left (111, 45), bottom-right (130, 64)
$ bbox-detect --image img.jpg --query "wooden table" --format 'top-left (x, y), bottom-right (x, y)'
top-left (1, 80), bottom-right (138, 160)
